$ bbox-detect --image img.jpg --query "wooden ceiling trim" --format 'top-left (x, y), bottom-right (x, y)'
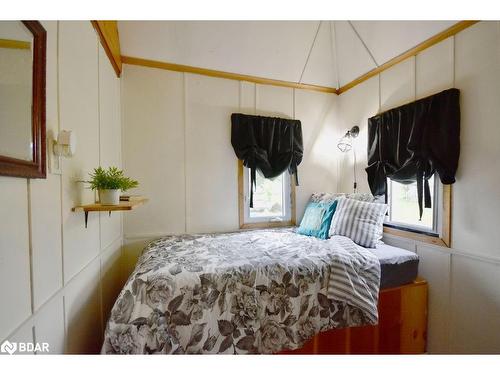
top-left (0, 38), bottom-right (31, 50)
top-left (121, 55), bottom-right (338, 94)
top-left (91, 21), bottom-right (122, 77)
top-left (336, 21), bottom-right (479, 94)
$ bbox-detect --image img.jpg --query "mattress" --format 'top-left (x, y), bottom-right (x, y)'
top-left (369, 243), bottom-right (419, 289)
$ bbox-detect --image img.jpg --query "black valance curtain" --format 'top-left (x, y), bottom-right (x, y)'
top-left (231, 113), bottom-right (303, 207)
top-left (365, 88), bottom-right (460, 218)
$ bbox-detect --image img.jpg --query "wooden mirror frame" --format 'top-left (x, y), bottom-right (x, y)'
top-left (0, 21), bottom-right (46, 178)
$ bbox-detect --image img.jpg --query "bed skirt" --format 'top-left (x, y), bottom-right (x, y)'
top-left (279, 278), bottom-right (428, 354)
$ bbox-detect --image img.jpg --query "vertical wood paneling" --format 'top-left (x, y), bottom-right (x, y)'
top-left (379, 57), bottom-right (415, 111)
top-left (98, 44), bottom-right (122, 249)
top-left (453, 21), bottom-right (500, 257)
top-left (449, 255), bottom-right (500, 353)
top-left (64, 258), bottom-right (101, 354)
top-left (341, 21), bottom-right (500, 353)
top-left (1, 21), bottom-right (125, 354)
top-left (337, 76), bottom-right (379, 194)
top-left (294, 89), bottom-right (338, 220)
top-left (185, 74), bottom-right (240, 233)
top-left (416, 244), bottom-right (451, 353)
top-left (415, 37), bottom-right (454, 98)
top-left (33, 294), bottom-right (65, 354)
top-left (30, 21), bottom-right (64, 311)
top-left (0, 177), bottom-right (31, 340)
top-left (30, 174), bottom-right (63, 309)
top-left (255, 84), bottom-right (293, 118)
top-left (121, 65), bottom-right (186, 237)
top-left (59, 21), bottom-right (100, 283)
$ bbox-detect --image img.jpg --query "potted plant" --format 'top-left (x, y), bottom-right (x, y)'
top-left (87, 166), bottom-right (139, 205)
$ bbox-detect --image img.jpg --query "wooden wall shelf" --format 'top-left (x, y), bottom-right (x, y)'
top-left (72, 198), bottom-right (148, 227)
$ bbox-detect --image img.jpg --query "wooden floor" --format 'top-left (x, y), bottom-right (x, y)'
top-left (280, 278), bottom-right (428, 354)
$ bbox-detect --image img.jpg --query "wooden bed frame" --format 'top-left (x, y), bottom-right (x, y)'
top-left (280, 278), bottom-right (428, 354)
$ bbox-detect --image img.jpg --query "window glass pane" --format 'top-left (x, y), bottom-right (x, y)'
top-left (249, 171), bottom-right (284, 218)
top-left (388, 175), bottom-right (434, 229)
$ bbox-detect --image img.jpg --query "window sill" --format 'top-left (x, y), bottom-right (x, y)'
top-left (383, 226), bottom-right (450, 248)
top-left (240, 220), bottom-right (295, 230)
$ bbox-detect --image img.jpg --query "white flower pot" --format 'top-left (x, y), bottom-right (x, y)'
top-left (99, 189), bottom-right (120, 205)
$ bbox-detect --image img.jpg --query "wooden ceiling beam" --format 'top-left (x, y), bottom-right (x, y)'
top-left (108, 20), bottom-right (478, 95)
top-left (336, 21), bottom-right (479, 94)
top-left (92, 21), bottom-right (122, 77)
top-left (121, 55), bottom-right (337, 94)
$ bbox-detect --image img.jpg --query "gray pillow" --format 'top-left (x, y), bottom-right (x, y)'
top-left (329, 197), bottom-right (387, 248)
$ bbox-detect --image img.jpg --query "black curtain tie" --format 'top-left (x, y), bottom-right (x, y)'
top-left (231, 113), bottom-right (303, 210)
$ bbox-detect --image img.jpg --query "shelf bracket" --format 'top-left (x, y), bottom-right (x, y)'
top-left (84, 211), bottom-right (89, 228)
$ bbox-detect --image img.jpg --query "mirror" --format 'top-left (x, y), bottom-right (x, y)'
top-left (0, 21), bottom-right (46, 178)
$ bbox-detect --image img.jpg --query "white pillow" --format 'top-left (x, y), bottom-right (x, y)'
top-left (329, 197), bottom-right (387, 248)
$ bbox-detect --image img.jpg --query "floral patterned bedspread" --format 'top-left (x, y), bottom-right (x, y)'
top-left (102, 229), bottom-right (380, 354)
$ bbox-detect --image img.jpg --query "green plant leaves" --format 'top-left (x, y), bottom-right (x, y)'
top-left (87, 166), bottom-right (139, 191)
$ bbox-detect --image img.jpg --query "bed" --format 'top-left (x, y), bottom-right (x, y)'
top-left (102, 228), bottom-right (382, 354)
top-left (369, 243), bottom-right (419, 289)
top-left (281, 243), bottom-right (426, 354)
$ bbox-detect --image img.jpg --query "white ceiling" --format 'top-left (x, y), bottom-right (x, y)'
top-left (118, 21), bottom-right (458, 89)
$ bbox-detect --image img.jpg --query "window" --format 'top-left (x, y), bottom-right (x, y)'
top-left (239, 162), bottom-right (294, 228)
top-left (385, 175), bottom-right (439, 235)
top-left (384, 175), bottom-right (452, 247)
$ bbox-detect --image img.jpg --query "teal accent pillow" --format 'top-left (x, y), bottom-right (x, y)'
top-left (297, 200), bottom-right (338, 239)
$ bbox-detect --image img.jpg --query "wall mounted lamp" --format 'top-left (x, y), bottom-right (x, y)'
top-left (53, 130), bottom-right (76, 157)
top-left (337, 125), bottom-right (359, 152)
top-left (337, 125), bottom-right (360, 192)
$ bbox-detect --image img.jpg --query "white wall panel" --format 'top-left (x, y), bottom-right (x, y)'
top-left (122, 66), bottom-right (186, 236)
top-left (450, 255), bottom-right (500, 353)
top-left (100, 238), bottom-right (123, 323)
top-left (98, 45), bottom-right (123, 249)
top-left (239, 81), bottom-right (255, 115)
top-left (185, 74), bottom-right (240, 233)
top-left (416, 37), bottom-right (454, 99)
top-left (30, 174), bottom-right (63, 310)
top-left (0, 177), bottom-right (31, 341)
top-left (30, 21), bottom-right (63, 311)
top-left (416, 244), bottom-right (451, 353)
top-left (380, 57), bottom-right (415, 111)
top-left (7, 319), bottom-right (34, 354)
top-left (453, 21), bottom-right (500, 257)
top-left (256, 84), bottom-right (293, 118)
top-left (34, 294), bottom-right (65, 354)
top-left (337, 76), bottom-right (379, 194)
top-left (59, 21), bottom-right (100, 282)
top-left (337, 22), bottom-right (500, 353)
top-left (122, 237), bottom-right (154, 282)
top-left (64, 258), bottom-right (102, 354)
top-left (1, 21), bottom-right (124, 353)
top-left (294, 89), bottom-right (338, 219)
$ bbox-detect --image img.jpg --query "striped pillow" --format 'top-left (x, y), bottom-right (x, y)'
top-left (329, 197), bottom-right (387, 248)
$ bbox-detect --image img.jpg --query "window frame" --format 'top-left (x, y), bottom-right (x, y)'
top-left (383, 179), bottom-right (452, 248)
top-left (384, 176), bottom-right (440, 236)
top-left (237, 160), bottom-right (296, 229)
